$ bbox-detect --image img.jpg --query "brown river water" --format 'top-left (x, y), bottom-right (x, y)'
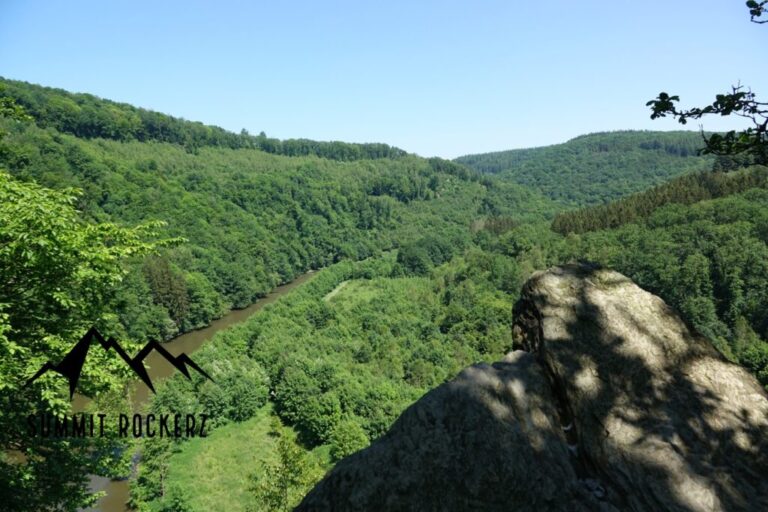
top-left (80, 271), bottom-right (315, 512)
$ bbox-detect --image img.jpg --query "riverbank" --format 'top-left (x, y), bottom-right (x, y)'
top-left (83, 271), bottom-right (317, 512)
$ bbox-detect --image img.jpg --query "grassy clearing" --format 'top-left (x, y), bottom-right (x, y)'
top-left (164, 405), bottom-right (277, 511)
top-left (163, 404), bottom-right (332, 511)
top-left (322, 280), bottom-right (349, 302)
top-left (330, 277), bottom-right (433, 311)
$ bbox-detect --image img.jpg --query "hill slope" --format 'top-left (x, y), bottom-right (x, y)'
top-left (456, 131), bottom-right (713, 206)
top-left (552, 165), bottom-right (768, 234)
top-left (0, 80), bottom-right (557, 343)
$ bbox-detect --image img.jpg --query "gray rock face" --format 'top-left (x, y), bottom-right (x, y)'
top-left (296, 264), bottom-right (768, 511)
top-left (296, 351), bottom-right (608, 512)
top-left (513, 263), bottom-right (768, 511)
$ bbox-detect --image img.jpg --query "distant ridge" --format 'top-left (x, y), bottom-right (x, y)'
top-left (0, 77), bottom-right (408, 161)
top-left (455, 130), bottom-right (713, 206)
top-left (25, 327), bottom-right (213, 399)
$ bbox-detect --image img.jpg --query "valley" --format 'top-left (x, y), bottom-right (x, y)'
top-left (1, 78), bottom-right (767, 511)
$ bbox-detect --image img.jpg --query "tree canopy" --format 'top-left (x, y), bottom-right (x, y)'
top-left (0, 164), bottom-right (171, 510)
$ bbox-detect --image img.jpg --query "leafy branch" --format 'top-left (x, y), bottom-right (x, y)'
top-left (747, 0), bottom-right (767, 23)
top-left (646, 86), bottom-right (768, 164)
top-left (645, 3), bottom-right (768, 166)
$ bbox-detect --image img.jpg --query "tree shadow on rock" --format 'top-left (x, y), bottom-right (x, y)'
top-left (513, 263), bottom-right (768, 511)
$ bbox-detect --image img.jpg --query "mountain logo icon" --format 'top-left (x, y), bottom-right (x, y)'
top-left (25, 327), bottom-right (213, 399)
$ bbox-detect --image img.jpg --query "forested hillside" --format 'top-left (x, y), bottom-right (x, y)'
top-left (0, 81), bottom-right (556, 346)
top-left (0, 84), bottom-right (559, 510)
top-left (552, 165), bottom-right (768, 233)
top-left (456, 131), bottom-right (713, 205)
top-left (576, 188), bottom-right (768, 380)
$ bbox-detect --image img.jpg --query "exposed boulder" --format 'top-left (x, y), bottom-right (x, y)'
top-left (513, 263), bottom-right (768, 511)
top-left (296, 351), bottom-right (609, 512)
top-left (297, 264), bottom-right (768, 511)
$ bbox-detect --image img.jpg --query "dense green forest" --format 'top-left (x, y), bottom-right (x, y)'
top-left (456, 130), bottom-right (714, 205)
top-left (552, 165), bottom-right (768, 233)
top-left (0, 83), bottom-right (553, 510)
top-left (0, 82), bottom-right (555, 346)
top-left (3, 80), bottom-right (768, 511)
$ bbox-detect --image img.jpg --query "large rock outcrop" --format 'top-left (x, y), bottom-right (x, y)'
top-left (296, 264), bottom-right (768, 511)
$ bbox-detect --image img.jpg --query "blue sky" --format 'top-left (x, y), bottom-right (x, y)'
top-left (1, 1), bottom-right (766, 158)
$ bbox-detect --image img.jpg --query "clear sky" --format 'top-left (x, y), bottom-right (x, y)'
top-left (1, 1), bottom-right (766, 158)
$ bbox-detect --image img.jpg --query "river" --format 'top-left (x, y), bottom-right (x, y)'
top-left (82, 271), bottom-right (316, 512)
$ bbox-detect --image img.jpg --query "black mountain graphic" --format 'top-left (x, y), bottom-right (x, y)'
top-left (25, 327), bottom-right (213, 399)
